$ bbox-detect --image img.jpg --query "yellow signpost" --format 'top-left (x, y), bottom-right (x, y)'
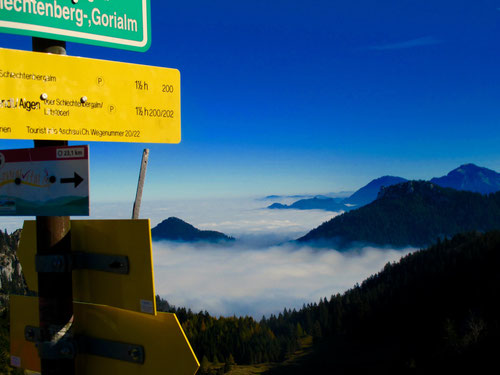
top-left (10, 295), bottom-right (200, 375)
top-left (0, 47), bottom-right (180, 143)
top-left (2, 3), bottom-right (191, 373)
top-left (17, 219), bottom-right (157, 315)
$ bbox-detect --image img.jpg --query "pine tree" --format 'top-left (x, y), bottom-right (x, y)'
top-left (200, 355), bottom-right (210, 374)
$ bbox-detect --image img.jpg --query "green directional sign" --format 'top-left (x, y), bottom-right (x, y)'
top-left (0, 0), bottom-right (151, 52)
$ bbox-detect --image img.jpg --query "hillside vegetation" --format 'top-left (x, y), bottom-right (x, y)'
top-left (298, 181), bottom-right (500, 248)
top-left (267, 230), bottom-right (500, 373)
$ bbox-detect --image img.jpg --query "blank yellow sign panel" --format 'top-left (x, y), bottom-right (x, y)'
top-left (10, 295), bottom-right (200, 375)
top-left (18, 220), bottom-right (156, 315)
top-left (0, 47), bottom-right (180, 143)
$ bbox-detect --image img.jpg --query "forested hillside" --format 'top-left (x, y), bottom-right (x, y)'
top-left (299, 181), bottom-right (500, 248)
top-left (157, 296), bottom-right (302, 373)
top-left (266, 230), bottom-right (500, 373)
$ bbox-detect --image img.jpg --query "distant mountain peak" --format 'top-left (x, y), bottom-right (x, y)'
top-left (373, 175), bottom-right (404, 182)
top-left (267, 197), bottom-right (348, 212)
top-left (431, 164), bottom-right (500, 194)
top-left (151, 217), bottom-right (234, 242)
top-left (163, 217), bottom-right (187, 224)
top-left (343, 175), bottom-right (407, 206)
top-left (452, 163), bottom-right (488, 175)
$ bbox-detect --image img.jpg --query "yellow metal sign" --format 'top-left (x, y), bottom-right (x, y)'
top-left (10, 295), bottom-right (200, 375)
top-left (0, 47), bottom-right (180, 143)
top-left (18, 219), bottom-right (157, 315)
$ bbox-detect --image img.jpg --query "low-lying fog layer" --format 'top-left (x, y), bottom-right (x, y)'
top-left (140, 197), bottom-right (414, 318)
top-left (153, 241), bottom-right (414, 318)
top-left (2, 197), bottom-right (415, 318)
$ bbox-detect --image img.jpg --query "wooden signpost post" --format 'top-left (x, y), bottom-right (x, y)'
top-left (32, 37), bottom-right (74, 375)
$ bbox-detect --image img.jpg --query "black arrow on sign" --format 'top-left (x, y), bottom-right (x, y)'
top-left (60, 172), bottom-right (84, 188)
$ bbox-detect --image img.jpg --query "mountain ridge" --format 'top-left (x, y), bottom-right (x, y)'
top-left (297, 180), bottom-right (500, 248)
top-left (430, 163), bottom-right (500, 194)
top-left (343, 175), bottom-right (408, 206)
top-left (151, 217), bottom-right (235, 242)
top-left (267, 164), bottom-right (500, 213)
top-left (268, 196), bottom-right (349, 212)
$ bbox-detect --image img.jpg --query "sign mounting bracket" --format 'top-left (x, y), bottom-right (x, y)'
top-left (35, 252), bottom-right (129, 274)
top-left (24, 326), bottom-right (145, 364)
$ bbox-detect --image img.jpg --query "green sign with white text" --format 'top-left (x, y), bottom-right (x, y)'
top-left (0, 0), bottom-right (151, 52)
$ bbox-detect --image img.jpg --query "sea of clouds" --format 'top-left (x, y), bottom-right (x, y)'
top-left (141, 197), bottom-right (414, 318)
top-left (1, 196), bottom-right (415, 318)
top-left (153, 241), bottom-right (413, 318)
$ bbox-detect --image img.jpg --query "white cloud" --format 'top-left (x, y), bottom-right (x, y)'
top-left (367, 36), bottom-right (443, 51)
top-left (89, 197), bottom-right (338, 242)
top-left (1, 196), bottom-right (336, 237)
top-left (153, 241), bottom-right (415, 318)
top-left (1, 196), bottom-right (414, 319)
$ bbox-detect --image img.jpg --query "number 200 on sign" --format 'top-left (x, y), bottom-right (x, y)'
top-left (162, 84), bottom-right (174, 93)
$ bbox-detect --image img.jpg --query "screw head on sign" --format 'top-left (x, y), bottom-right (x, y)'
top-left (60, 345), bottom-right (73, 357)
top-left (26, 328), bottom-right (34, 339)
top-left (80, 96), bottom-right (88, 103)
top-left (52, 258), bottom-right (62, 269)
top-left (72, 0), bottom-right (78, 4)
top-left (129, 348), bottom-right (140, 361)
top-left (40, 93), bottom-right (48, 100)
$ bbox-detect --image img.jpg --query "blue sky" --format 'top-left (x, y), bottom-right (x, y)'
top-left (1, 0), bottom-right (500, 201)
